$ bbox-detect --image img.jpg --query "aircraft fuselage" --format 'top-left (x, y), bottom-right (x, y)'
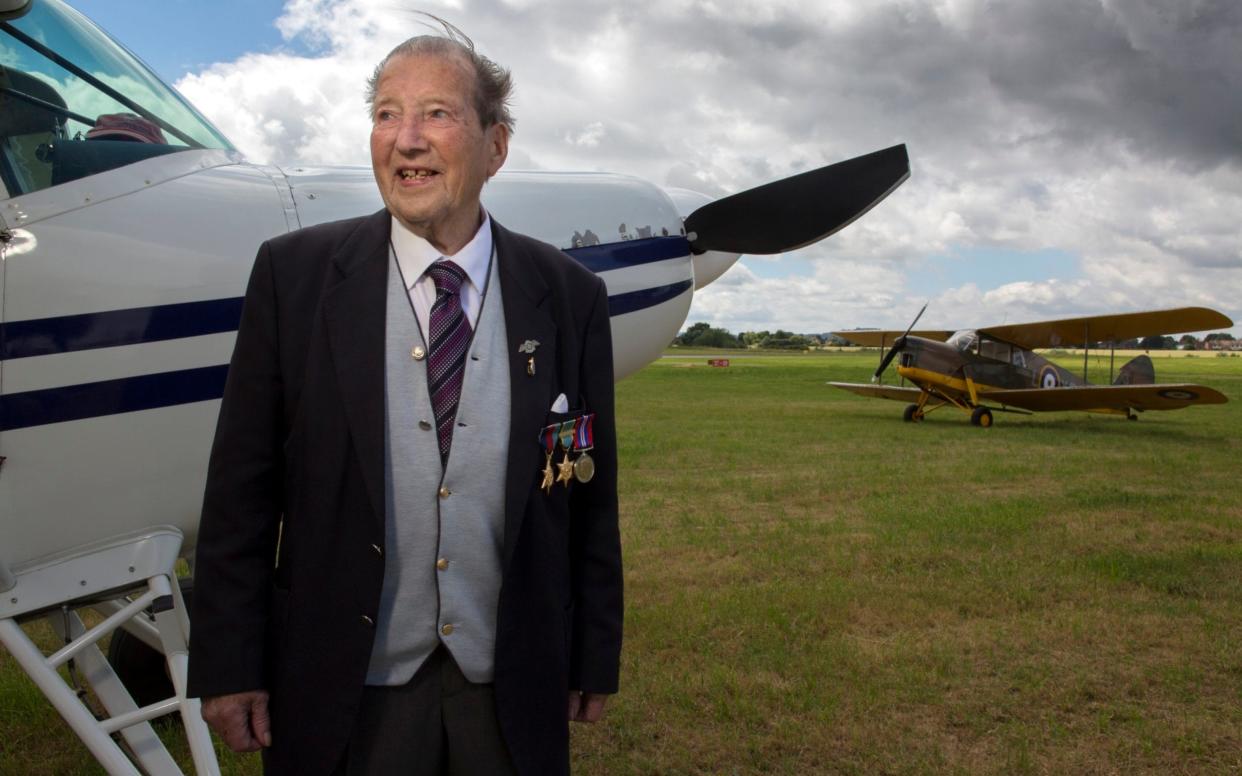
top-left (894, 332), bottom-right (1082, 393)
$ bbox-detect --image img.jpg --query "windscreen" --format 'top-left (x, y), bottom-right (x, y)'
top-left (947, 330), bottom-right (978, 354)
top-left (0, 0), bottom-right (233, 196)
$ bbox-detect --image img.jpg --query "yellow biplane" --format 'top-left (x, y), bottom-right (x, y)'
top-left (829, 306), bottom-right (1232, 426)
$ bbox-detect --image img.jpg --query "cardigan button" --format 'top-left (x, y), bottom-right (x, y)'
top-left (418, 420), bottom-right (432, 431)
top-left (361, 615), bottom-right (374, 627)
top-left (438, 486), bottom-right (451, 499)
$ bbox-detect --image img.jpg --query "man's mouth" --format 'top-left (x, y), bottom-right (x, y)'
top-left (399, 168), bottom-right (438, 181)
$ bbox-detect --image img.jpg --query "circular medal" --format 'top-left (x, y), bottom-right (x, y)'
top-left (573, 452), bottom-right (595, 483)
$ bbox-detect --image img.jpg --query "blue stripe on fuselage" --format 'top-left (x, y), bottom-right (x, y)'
top-left (0, 298), bottom-right (245, 361)
top-left (565, 236), bottom-right (691, 273)
top-left (607, 280), bottom-right (692, 317)
top-left (0, 365), bottom-right (229, 431)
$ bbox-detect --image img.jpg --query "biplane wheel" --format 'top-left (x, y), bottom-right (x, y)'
top-left (106, 578), bottom-right (193, 711)
top-left (903, 404), bottom-right (923, 423)
top-left (970, 407), bottom-right (993, 428)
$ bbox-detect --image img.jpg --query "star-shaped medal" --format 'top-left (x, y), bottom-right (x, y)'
top-left (541, 453), bottom-right (556, 493)
top-left (557, 452), bottom-right (575, 486)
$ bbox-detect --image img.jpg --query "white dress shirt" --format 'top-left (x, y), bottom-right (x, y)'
top-left (390, 210), bottom-right (494, 338)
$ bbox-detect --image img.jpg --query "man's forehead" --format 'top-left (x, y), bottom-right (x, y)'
top-left (376, 50), bottom-right (475, 94)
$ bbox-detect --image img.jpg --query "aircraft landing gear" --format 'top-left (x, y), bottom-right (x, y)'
top-left (970, 407), bottom-right (993, 428)
top-left (107, 578), bottom-right (194, 708)
top-left (903, 404), bottom-right (923, 422)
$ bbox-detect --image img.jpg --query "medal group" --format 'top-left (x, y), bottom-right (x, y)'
top-left (539, 414), bottom-right (596, 493)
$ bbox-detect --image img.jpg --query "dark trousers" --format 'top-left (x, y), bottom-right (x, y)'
top-left (336, 646), bottom-right (518, 776)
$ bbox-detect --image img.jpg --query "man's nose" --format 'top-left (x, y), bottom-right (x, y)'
top-left (395, 115), bottom-right (429, 153)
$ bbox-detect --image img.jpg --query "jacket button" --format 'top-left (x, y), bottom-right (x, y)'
top-left (436, 558), bottom-right (449, 571)
top-left (418, 420), bottom-right (432, 431)
top-left (371, 543), bottom-right (383, 556)
top-left (361, 615), bottom-right (375, 627)
top-left (441, 623), bottom-right (454, 636)
top-left (411, 345), bottom-right (426, 360)
top-left (438, 486), bottom-right (450, 499)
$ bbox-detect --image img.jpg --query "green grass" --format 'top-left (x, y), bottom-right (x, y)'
top-left (3, 351), bottom-right (1241, 774)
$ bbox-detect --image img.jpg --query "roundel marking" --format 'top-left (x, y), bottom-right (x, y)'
top-left (1039, 366), bottom-right (1060, 388)
top-left (1158, 389), bottom-right (1198, 401)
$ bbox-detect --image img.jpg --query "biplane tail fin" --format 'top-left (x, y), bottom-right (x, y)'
top-left (1113, 355), bottom-right (1155, 386)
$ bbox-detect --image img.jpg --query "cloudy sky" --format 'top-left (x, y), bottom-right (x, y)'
top-left (69, 0), bottom-right (1241, 336)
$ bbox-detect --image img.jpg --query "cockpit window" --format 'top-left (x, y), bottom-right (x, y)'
top-left (947, 330), bottom-right (978, 353)
top-left (0, 0), bottom-right (233, 197)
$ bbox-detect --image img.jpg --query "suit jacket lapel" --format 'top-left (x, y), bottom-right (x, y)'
top-left (323, 209), bottom-right (391, 525)
top-left (495, 220), bottom-right (556, 569)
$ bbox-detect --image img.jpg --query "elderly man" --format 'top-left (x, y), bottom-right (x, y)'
top-left (187, 24), bottom-right (622, 776)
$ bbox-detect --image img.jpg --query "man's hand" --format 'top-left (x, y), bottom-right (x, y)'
top-left (201, 690), bottom-right (272, 752)
top-left (567, 691), bottom-right (608, 723)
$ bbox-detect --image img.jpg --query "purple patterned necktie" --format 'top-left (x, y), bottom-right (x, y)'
top-left (426, 260), bottom-right (472, 463)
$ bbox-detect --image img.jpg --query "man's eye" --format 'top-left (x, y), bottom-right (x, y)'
top-left (375, 110), bottom-right (396, 123)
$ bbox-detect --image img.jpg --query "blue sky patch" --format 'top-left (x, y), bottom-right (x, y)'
top-left (68, 0), bottom-right (302, 83)
top-left (907, 247), bottom-right (1081, 295)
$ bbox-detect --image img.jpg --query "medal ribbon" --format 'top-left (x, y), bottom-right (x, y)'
top-left (574, 413), bottom-right (595, 451)
top-left (539, 423), bottom-right (558, 454)
top-left (557, 420), bottom-right (577, 452)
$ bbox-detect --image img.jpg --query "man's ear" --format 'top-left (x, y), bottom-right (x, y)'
top-left (486, 123), bottom-right (509, 178)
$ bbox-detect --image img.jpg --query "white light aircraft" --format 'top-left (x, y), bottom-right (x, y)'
top-left (0, 1), bottom-right (908, 772)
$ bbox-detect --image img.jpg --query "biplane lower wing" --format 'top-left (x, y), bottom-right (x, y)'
top-left (978, 384), bottom-right (1227, 413)
top-left (827, 382), bottom-right (926, 402)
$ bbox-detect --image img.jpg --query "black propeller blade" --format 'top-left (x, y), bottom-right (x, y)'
top-left (684, 144), bottom-right (909, 255)
top-left (873, 302), bottom-right (927, 383)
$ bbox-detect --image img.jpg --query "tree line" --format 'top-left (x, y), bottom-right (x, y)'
top-left (674, 322), bottom-right (1238, 351)
top-left (674, 322), bottom-right (820, 350)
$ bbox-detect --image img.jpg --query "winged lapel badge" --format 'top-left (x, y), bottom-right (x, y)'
top-left (519, 339), bottom-right (540, 376)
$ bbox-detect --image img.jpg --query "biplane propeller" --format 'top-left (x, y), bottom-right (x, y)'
top-left (872, 302), bottom-right (927, 382)
top-left (831, 307), bottom-right (1232, 427)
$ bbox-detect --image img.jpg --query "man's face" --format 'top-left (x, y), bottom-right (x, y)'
top-left (369, 52), bottom-right (508, 251)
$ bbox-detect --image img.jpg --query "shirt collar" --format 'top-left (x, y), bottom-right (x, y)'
top-left (390, 209), bottom-right (493, 292)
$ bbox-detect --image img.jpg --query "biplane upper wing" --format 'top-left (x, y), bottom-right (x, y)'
top-left (827, 382), bottom-right (926, 402)
top-left (831, 330), bottom-right (955, 347)
top-left (978, 307), bottom-right (1234, 351)
top-left (977, 383), bottom-right (1228, 412)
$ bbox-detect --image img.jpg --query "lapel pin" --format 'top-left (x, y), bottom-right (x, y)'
top-left (519, 340), bottom-right (540, 376)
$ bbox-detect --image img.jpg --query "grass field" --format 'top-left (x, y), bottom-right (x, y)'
top-left (3, 351), bottom-right (1241, 774)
